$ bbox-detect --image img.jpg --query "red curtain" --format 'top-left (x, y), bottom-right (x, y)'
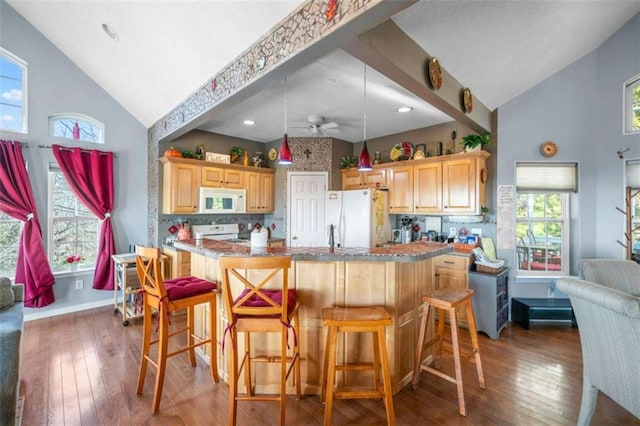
top-left (53, 145), bottom-right (115, 290)
top-left (0, 140), bottom-right (55, 307)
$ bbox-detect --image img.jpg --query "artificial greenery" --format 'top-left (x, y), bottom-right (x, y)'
top-left (339, 156), bottom-right (358, 169)
top-left (231, 146), bottom-right (244, 156)
top-left (460, 133), bottom-right (490, 149)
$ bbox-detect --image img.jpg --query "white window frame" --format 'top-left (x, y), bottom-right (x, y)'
top-left (48, 113), bottom-right (105, 144)
top-left (515, 193), bottom-right (571, 278)
top-left (47, 167), bottom-right (99, 274)
top-left (0, 47), bottom-right (28, 134)
top-left (624, 73), bottom-right (640, 135)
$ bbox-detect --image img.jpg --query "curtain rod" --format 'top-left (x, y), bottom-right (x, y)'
top-left (37, 144), bottom-right (115, 157)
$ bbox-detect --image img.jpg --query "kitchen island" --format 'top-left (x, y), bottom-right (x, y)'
top-left (173, 238), bottom-right (452, 396)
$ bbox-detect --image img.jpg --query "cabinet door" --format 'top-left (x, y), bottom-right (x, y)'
top-left (223, 169), bottom-right (244, 189)
top-left (442, 158), bottom-right (476, 214)
top-left (245, 171), bottom-right (260, 212)
top-left (201, 166), bottom-right (225, 187)
top-left (387, 165), bottom-right (413, 213)
top-left (259, 172), bottom-right (274, 212)
top-left (364, 168), bottom-right (387, 189)
top-left (414, 162), bottom-right (442, 213)
top-left (163, 162), bottom-right (200, 214)
top-left (342, 169), bottom-right (363, 190)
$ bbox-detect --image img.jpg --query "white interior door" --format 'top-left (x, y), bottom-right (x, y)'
top-left (287, 172), bottom-right (327, 247)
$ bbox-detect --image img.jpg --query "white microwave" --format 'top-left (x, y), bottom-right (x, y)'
top-left (199, 187), bottom-right (246, 214)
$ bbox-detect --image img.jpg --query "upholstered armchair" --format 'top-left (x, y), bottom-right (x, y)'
top-left (556, 259), bottom-right (640, 425)
top-left (0, 281), bottom-right (24, 425)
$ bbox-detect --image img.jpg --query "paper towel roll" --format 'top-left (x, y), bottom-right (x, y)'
top-left (251, 230), bottom-right (268, 248)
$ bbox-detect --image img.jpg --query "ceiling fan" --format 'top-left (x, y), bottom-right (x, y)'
top-left (292, 114), bottom-right (340, 135)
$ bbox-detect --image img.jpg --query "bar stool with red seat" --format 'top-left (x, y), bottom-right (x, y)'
top-left (412, 289), bottom-right (485, 416)
top-left (220, 255), bottom-right (301, 426)
top-left (135, 245), bottom-right (219, 413)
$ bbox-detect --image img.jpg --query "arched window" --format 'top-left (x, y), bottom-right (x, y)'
top-left (0, 47), bottom-right (27, 133)
top-left (48, 113), bottom-right (105, 144)
top-left (624, 73), bottom-right (640, 135)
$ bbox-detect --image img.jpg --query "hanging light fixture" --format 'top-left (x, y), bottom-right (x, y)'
top-left (358, 64), bottom-right (372, 171)
top-left (278, 76), bottom-right (293, 165)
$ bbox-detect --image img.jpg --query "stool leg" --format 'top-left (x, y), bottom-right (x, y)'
top-left (372, 328), bottom-right (381, 391)
top-left (244, 332), bottom-right (252, 396)
top-left (187, 306), bottom-right (196, 366)
top-left (434, 308), bottom-right (446, 369)
top-left (413, 302), bottom-right (430, 389)
top-left (137, 295), bottom-right (152, 396)
top-left (377, 326), bottom-right (395, 426)
top-left (323, 326), bottom-right (338, 426)
top-left (465, 299), bottom-right (485, 389)
top-left (208, 299), bottom-right (219, 383)
top-left (228, 327), bottom-right (238, 426)
top-left (448, 308), bottom-right (466, 417)
top-left (279, 326), bottom-right (287, 426)
top-left (293, 311), bottom-right (301, 399)
top-left (152, 308), bottom-right (170, 413)
top-left (321, 325), bottom-right (331, 404)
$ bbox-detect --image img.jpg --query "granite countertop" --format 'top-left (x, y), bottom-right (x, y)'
top-left (173, 239), bottom-right (452, 262)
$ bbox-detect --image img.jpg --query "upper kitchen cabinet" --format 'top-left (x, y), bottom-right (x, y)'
top-left (414, 162), bottom-right (442, 213)
top-left (202, 165), bottom-right (244, 188)
top-left (442, 152), bottom-right (489, 215)
top-left (161, 157), bottom-right (201, 214)
top-left (341, 168), bottom-right (387, 190)
top-left (245, 168), bottom-right (275, 213)
top-left (386, 164), bottom-right (413, 213)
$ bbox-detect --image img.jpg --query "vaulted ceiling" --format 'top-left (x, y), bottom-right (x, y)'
top-left (8, 1), bottom-right (640, 142)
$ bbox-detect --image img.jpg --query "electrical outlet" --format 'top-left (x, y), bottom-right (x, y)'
top-left (75, 279), bottom-right (83, 290)
top-left (449, 227), bottom-right (457, 236)
top-left (248, 223), bottom-right (252, 230)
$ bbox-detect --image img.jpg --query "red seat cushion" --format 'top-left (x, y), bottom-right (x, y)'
top-left (234, 289), bottom-right (296, 314)
top-left (164, 276), bottom-right (216, 300)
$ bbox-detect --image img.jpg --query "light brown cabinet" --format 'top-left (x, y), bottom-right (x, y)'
top-left (414, 162), bottom-right (442, 213)
top-left (161, 246), bottom-right (192, 279)
top-left (161, 158), bottom-right (200, 214)
top-left (442, 157), bottom-right (479, 214)
top-left (387, 165), bottom-right (413, 213)
top-left (341, 168), bottom-right (387, 190)
top-left (245, 169), bottom-right (275, 213)
top-left (434, 253), bottom-right (471, 324)
top-left (202, 166), bottom-right (244, 188)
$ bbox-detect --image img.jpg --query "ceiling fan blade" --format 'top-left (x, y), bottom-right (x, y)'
top-left (320, 122), bottom-right (338, 129)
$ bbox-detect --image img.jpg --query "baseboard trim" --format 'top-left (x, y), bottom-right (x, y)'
top-left (24, 299), bottom-right (113, 322)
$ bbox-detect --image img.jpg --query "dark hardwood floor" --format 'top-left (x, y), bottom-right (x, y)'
top-left (19, 306), bottom-right (640, 425)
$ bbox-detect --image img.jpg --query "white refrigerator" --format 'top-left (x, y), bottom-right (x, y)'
top-left (325, 189), bottom-right (391, 248)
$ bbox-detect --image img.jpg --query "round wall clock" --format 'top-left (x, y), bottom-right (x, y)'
top-left (540, 141), bottom-right (558, 157)
top-left (268, 147), bottom-right (278, 161)
top-left (463, 88), bottom-right (473, 113)
top-left (427, 58), bottom-right (443, 90)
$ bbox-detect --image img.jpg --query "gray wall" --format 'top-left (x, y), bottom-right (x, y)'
top-left (0, 3), bottom-right (148, 319)
top-left (497, 13), bottom-right (640, 297)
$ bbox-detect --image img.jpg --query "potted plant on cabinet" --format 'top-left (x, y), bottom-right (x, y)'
top-left (230, 146), bottom-right (244, 163)
top-left (460, 133), bottom-right (490, 152)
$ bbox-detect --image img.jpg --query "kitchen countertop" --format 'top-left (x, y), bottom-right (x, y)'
top-left (173, 239), bottom-right (452, 262)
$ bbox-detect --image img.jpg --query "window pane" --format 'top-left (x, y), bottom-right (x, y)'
top-left (0, 212), bottom-right (21, 277)
top-left (49, 114), bottom-right (104, 144)
top-left (51, 172), bottom-right (92, 216)
top-left (546, 194), bottom-right (562, 218)
top-left (0, 49), bottom-right (26, 133)
top-left (633, 84), bottom-right (640, 132)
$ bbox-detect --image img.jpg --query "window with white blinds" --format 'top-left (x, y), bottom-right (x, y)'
top-left (516, 162), bottom-right (578, 192)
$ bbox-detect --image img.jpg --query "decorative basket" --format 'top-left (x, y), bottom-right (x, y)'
top-left (475, 262), bottom-right (503, 274)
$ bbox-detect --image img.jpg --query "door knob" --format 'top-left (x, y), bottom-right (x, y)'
top-left (292, 236), bottom-right (298, 240)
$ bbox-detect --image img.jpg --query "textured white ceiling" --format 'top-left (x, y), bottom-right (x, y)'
top-left (7, 1), bottom-right (640, 142)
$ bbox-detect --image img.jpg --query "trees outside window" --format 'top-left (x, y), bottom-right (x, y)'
top-left (0, 211), bottom-right (22, 277)
top-left (49, 113), bottom-right (104, 143)
top-left (0, 47), bottom-right (27, 133)
top-left (48, 169), bottom-right (98, 272)
top-left (624, 74), bottom-right (640, 134)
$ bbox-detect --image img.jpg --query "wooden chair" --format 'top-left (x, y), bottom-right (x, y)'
top-left (134, 246), bottom-right (219, 413)
top-left (321, 306), bottom-right (395, 426)
top-left (412, 289), bottom-right (485, 416)
top-left (219, 256), bottom-right (301, 426)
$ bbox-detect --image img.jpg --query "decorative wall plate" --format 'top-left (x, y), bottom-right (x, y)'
top-left (540, 141), bottom-right (558, 157)
top-left (463, 88), bottom-right (473, 113)
top-left (268, 147), bottom-right (278, 161)
top-left (428, 58), bottom-right (443, 90)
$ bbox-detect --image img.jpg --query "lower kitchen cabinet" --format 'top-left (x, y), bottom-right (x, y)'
top-left (468, 267), bottom-right (509, 339)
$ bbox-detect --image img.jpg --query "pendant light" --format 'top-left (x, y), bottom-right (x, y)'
top-left (358, 64), bottom-right (372, 171)
top-left (278, 76), bottom-right (293, 165)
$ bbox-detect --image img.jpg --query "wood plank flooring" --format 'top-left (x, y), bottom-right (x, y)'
top-left (19, 306), bottom-right (640, 425)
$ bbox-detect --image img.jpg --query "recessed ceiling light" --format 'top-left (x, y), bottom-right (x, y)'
top-left (397, 106), bottom-right (413, 113)
top-left (243, 119), bottom-right (255, 126)
top-left (101, 23), bottom-right (119, 41)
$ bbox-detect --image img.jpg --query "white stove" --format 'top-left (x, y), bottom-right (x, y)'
top-left (191, 223), bottom-right (240, 241)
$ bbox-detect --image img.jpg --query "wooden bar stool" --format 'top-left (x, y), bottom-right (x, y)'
top-left (219, 256), bottom-right (301, 426)
top-left (134, 246), bottom-right (219, 413)
top-left (412, 289), bottom-right (485, 416)
top-left (321, 306), bottom-right (395, 426)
